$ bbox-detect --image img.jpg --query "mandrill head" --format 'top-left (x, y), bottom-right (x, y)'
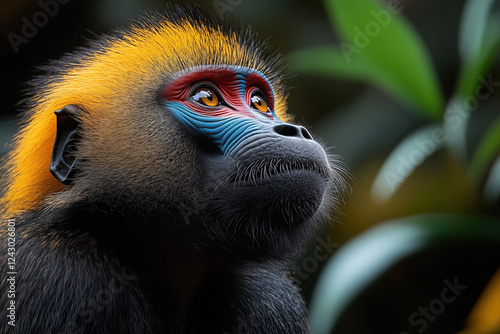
top-left (0, 6), bottom-right (348, 260)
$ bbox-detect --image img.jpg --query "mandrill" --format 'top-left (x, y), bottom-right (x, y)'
top-left (0, 6), bottom-right (346, 334)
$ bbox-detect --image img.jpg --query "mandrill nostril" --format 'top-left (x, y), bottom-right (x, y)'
top-left (273, 124), bottom-right (313, 140)
top-left (273, 124), bottom-right (299, 137)
top-left (300, 127), bottom-right (313, 140)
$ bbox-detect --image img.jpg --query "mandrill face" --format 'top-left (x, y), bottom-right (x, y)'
top-left (161, 64), bottom-right (341, 257)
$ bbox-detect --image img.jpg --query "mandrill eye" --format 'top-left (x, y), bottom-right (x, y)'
top-left (250, 92), bottom-right (270, 114)
top-left (192, 88), bottom-right (220, 107)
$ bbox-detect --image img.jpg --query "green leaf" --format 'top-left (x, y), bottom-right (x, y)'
top-left (456, 39), bottom-right (500, 99)
top-left (469, 116), bottom-right (500, 180)
top-left (321, 0), bottom-right (444, 119)
top-left (309, 214), bottom-right (500, 334)
top-left (443, 95), bottom-right (473, 162)
top-left (483, 156), bottom-right (500, 202)
top-left (290, 47), bottom-right (382, 81)
top-left (448, 1), bottom-right (500, 161)
top-left (370, 124), bottom-right (446, 202)
top-left (458, 0), bottom-right (496, 62)
top-left (456, 0), bottom-right (500, 97)
top-left (289, 47), bottom-right (421, 103)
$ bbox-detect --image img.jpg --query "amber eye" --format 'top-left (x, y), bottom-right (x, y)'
top-left (250, 93), bottom-right (269, 113)
top-left (193, 88), bottom-right (220, 107)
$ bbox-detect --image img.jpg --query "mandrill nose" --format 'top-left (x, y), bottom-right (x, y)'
top-left (273, 124), bottom-right (313, 140)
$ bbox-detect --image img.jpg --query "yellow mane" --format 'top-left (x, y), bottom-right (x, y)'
top-left (0, 16), bottom-right (289, 214)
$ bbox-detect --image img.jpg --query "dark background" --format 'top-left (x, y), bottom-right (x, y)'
top-left (3, 1), bottom-right (500, 332)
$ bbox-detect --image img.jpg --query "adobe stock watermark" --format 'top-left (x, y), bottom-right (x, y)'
top-left (385, 74), bottom-right (500, 191)
top-left (224, 312), bottom-right (308, 334)
top-left (399, 277), bottom-right (467, 334)
top-left (444, 74), bottom-right (500, 131)
top-left (7, 0), bottom-right (70, 54)
top-left (294, 234), bottom-right (341, 280)
top-left (5, 218), bottom-right (17, 327)
top-left (177, 169), bottom-right (222, 225)
top-left (57, 267), bottom-right (137, 334)
top-left (224, 310), bottom-right (269, 334)
top-left (213, 0), bottom-right (244, 21)
top-left (340, 0), bottom-right (412, 63)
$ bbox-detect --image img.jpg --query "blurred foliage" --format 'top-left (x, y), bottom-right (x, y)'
top-left (292, 0), bottom-right (444, 119)
top-left (309, 214), bottom-right (500, 334)
top-left (290, 0), bottom-right (500, 333)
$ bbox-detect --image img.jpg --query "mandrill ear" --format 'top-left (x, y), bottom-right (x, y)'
top-left (50, 104), bottom-right (81, 185)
